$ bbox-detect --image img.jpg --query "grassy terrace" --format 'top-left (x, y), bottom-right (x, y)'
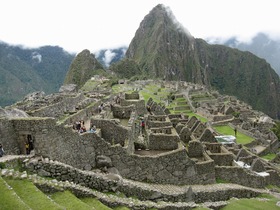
top-left (167, 96), bottom-right (208, 122)
top-left (261, 153), bottom-right (277, 161)
top-left (139, 84), bottom-right (171, 103)
top-left (213, 125), bottom-right (254, 145)
top-left (0, 177), bottom-right (132, 210)
top-left (1, 175), bottom-right (280, 210)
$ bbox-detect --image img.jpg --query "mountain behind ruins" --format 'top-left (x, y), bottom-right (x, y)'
top-left (110, 4), bottom-right (280, 119)
top-left (0, 43), bottom-right (75, 107)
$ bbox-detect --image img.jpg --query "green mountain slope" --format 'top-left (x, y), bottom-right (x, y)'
top-left (196, 39), bottom-right (280, 118)
top-left (0, 42), bottom-right (74, 107)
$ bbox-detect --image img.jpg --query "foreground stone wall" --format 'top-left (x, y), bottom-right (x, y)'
top-left (3, 117), bottom-right (215, 185)
top-left (11, 118), bottom-right (98, 170)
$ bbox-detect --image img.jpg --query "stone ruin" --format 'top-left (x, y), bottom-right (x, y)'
top-left (0, 80), bottom-right (280, 207)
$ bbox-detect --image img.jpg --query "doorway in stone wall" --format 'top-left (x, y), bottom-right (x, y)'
top-left (18, 133), bottom-right (35, 155)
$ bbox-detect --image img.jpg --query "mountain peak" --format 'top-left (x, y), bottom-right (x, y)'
top-left (141, 4), bottom-right (192, 38)
top-left (125, 4), bottom-right (197, 81)
top-left (64, 49), bottom-right (104, 88)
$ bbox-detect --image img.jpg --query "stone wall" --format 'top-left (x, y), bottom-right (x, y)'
top-left (215, 166), bottom-right (266, 188)
top-left (120, 98), bottom-right (146, 116)
top-left (28, 93), bottom-right (86, 118)
top-left (208, 153), bottom-right (234, 166)
top-left (212, 115), bottom-right (233, 123)
top-left (11, 118), bottom-right (98, 170)
top-left (148, 132), bottom-right (179, 150)
top-left (147, 120), bottom-right (172, 128)
top-left (3, 117), bottom-right (216, 185)
top-left (0, 118), bottom-right (19, 155)
top-left (111, 104), bottom-right (135, 119)
top-left (205, 144), bottom-right (234, 166)
top-left (195, 156), bottom-right (216, 184)
top-left (61, 101), bottom-right (102, 126)
top-left (124, 92), bottom-right (140, 100)
top-left (91, 118), bottom-right (130, 146)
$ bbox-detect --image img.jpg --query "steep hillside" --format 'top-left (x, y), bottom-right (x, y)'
top-left (64, 49), bottom-right (105, 88)
top-left (216, 33), bottom-right (280, 76)
top-left (116, 4), bottom-right (280, 119)
top-left (0, 43), bottom-right (74, 107)
top-left (196, 39), bottom-right (280, 119)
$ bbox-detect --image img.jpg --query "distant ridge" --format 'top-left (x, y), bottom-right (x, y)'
top-left (0, 42), bottom-right (74, 107)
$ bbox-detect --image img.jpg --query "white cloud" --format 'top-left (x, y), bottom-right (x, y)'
top-left (31, 52), bottom-right (42, 63)
top-left (103, 50), bottom-right (116, 67)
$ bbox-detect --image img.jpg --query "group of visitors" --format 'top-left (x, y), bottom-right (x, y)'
top-left (72, 120), bottom-right (98, 134)
top-left (73, 120), bottom-right (87, 133)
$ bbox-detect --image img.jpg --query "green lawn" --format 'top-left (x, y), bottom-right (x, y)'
top-left (49, 190), bottom-right (94, 210)
top-left (221, 194), bottom-right (279, 210)
top-left (0, 177), bottom-right (31, 210)
top-left (261, 153), bottom-right (277, 161)
top-left (139, 84), bottom-right (170, 103)
top-left (187, 112), bottom-right (208, 122)
top-left (80, 197), bottom-right (113, 210)
top-left (213, 125), bottom-right (254, 144)
top-left (4, 178), bottom-right (63, 210)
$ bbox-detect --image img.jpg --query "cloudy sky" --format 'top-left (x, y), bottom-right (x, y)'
top-left (1, 0), bottom-right (279, 54)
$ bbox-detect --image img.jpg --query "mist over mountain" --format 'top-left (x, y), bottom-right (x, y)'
top-left (111, 4), bottom-right (280, 119)
top-left (0, 42), bottom-right (74, 107)
top-left (208, 33), bottom-right (280, 76)
top-left (95, 47), bottom-right (127, 68)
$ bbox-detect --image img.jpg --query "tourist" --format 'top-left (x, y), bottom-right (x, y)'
top-left (234, 127), bottom-right (237, 137)
top-left (76, 121), bottom-right (81, 130)
top-left (25, 142), bottom-right (30, 155)
top-left (79, 125), bottom-right (86, 133)
top-left (147, 105), bottom-right (152, 114)
top-left (0, 144), bottom-right (4, 157)
top-left (141, 119), bottom-right (145, 135)
top-left (90, 125), bottom-right (97, 133)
